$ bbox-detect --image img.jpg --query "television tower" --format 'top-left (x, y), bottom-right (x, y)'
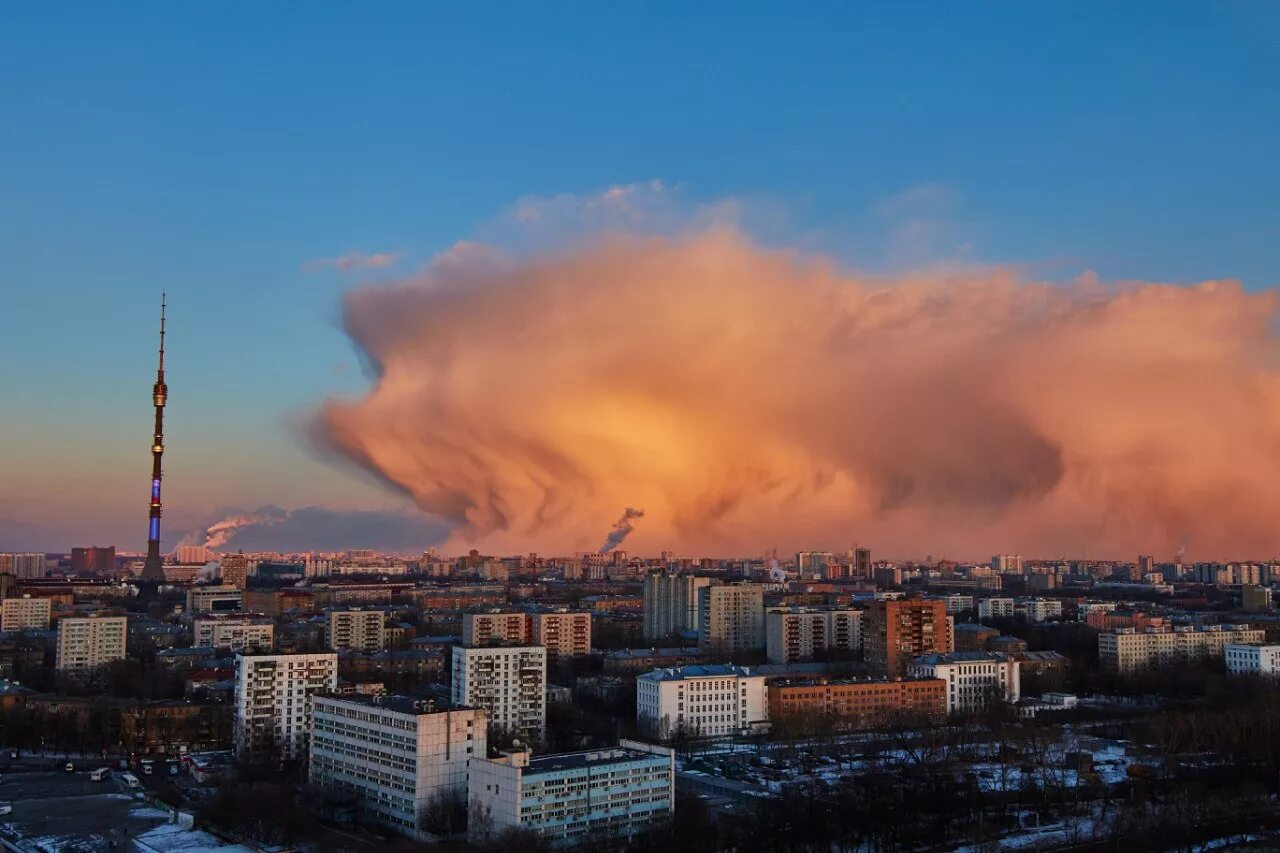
top-left (141, 294), bottom-right (168, 581)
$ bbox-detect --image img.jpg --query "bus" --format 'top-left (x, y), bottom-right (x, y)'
top-left (121, 772), bottom-right (141, 788)
top-left (90, 767), bottom-right (111, 782)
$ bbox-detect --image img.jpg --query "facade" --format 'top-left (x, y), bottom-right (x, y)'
top-left (642, 573), bottom-right (713, 641)
top-left (977, 598), bottom-right (1016, 620)
top-left (310, 694), bottom-right (486, 839)
top-left (468, 741), bottom-right (674, 848)
top-left (865, 599), bottom-right (952, 676)
top-left (529, 611), bottom-right (592, 660)
top-left (450, 645), bottom-right (547, 742)
top-left (0, 596), bottom-right (52, 632)
top-left (907, 652), bottom-right (1021, 714)
top-left (193, 613), bottom-right (274, 652)
top-left (462, 611), bottom-right (531, 646)
top-left (0, 553), bottom-right (46, 579)
top-left (55, 615), bottom-right (127, 672)
top-left (768, 676), bottom-right (947, 728)
top-left (70, 546), bottom-right (116, 574)
top-left (636, 664), bottom-right (768, 739)
top-left (219, 553), bottom-right (251, 588)
top-left (186, 585), bottom-right (243, 614)
top-left (1243, 585), bottom-right (1274, 613)
top-left (1099, 625), bottom-right (1267, 674)
top-left (697, 584), bottom-right (765, 654)
top-left (233, 652), bottom-right (338, 760)
top-left (764, 607), bottom-right (863, 663)
top-left (327, 608), bottom-right (387, 652)
top-left (1225, 643), bottom-right (1280, 676)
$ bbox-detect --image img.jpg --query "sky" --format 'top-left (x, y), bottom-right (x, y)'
top-left (1, 3), bottom-right (1278, 557)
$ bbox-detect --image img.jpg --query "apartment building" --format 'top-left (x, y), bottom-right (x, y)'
top-left (468, 741), bottom-right (674, 848)
top-left (1099, 625), bottom-right (1267, 674)
top-left (529, 611), bottom-right (592, 660)
top-left (764, 607), bottom-right (863, 663)
top-left (864, 599), bottom-right (952, 676)
top-left (635, 664), bottom-right (768, 739)
top-left (768, 676), bottom-right (947, 728)
top-left (462, 611), bottom-right (531, 646)
top-left (450, 645), bottom-right (547, 742)
top-left (219, 553), bottom-right (251, 589)
top-left (186, 585), bottom-right (243, 614)
top-left (310, 694), bottom-right (486, 840)
top-left (55, 615), bottom-right (127, 672)
top-left (233, 652), bottom-right (338, 760)
top-left (1225, 643), bottom-right (1280, 676)
top-left (0, 595), bottom-right (52, 632)
top-left (978, 597), bottom-right (1064, 623)
top-left (907, 652), bottom-right (1021, 714)
top-left (697, 584), bottom-right (764, 654)
top-left (327, 608), bottom-right (387, 652)
top-left (643, 573), bottom-right (714, 641)
top-left (193, 613), bottom-right (274, 652)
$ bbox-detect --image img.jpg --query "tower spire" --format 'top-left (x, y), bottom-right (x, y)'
top-left (141, 294), bottom-right (168, 581)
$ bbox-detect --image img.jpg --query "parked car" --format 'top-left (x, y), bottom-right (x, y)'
top-left (64, 762), bottom-right (75, 773)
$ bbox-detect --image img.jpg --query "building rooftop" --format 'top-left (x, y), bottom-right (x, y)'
top-left (912, 651), bottom-right (1012, 665)
top-left (525, 746), bottom-right (665, 775)
top-left (638, 664), bottom-right (762, 681)
top-left (314, 692), bottom-right (473, 716)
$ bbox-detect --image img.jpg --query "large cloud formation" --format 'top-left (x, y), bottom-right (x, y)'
top-left (314, 230), bottom-right (1280, 560)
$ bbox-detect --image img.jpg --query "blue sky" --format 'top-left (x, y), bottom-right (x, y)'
top-left (2, 2), bottom-right (1277, 550)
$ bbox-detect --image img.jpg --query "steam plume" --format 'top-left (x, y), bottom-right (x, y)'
top-left (600, 507), bottom-right (645, 554)
top-left (315, 230), bottom-right (1280, 558)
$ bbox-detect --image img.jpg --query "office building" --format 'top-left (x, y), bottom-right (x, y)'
top-left (0, 595), bottom-right (52, 632)
top-left (768, 676), bottom-right (947, 728)
top-left (186, 585), bottom-right (243, 614)
top-left (193, 613), bottom-right (274, 652)
top-left (310, 694), bottom-right (486, 840)
top-left (635, 664), bottom-right (768, 739)
top-left (697, 584), bottom-right (764, 654)
top-left (468, 741), bottom-right (674, 848)
top-left (1099, 625), bottom-right (1267, 674)
top-left (1225, 643), bottom-right (1280, 676)
top-left (327, 608), bottom-right (387, 652)
top-left (529, 610), bottom-right (592, 660)
top-left (450, 645), bottom-right (546, 742)
top-left (234, 652), bottom-right (338, 760)
top-left (907, 652), bottom-right (1021, 714)
top-left (643, 573), bottom-right (714, 641)
top-left (56, 615), bottom-right (127, 672)
top-left (865, 599), bottom-right (952, 676)
top-left (764, 607), bottom-right (863, 663)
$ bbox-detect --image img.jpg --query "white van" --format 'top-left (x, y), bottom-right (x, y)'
top-left (121, 772), bottom-right (141, 788)
top-left (90, 767), bottom-right (111, 782)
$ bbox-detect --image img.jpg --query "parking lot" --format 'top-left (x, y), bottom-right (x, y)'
top-left (0, 768), bottom-right (178, 852)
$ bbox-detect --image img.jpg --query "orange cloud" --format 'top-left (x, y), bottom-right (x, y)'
top-left (314, 230), bottom-right (1280, 560)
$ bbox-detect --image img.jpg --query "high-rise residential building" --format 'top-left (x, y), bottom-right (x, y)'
top-left (865, 599), bottom-right (952, 676)
top-left (697, 584), bottom-right (764, 654)
top-left (310, 694), bottom-right (486, 840)
top-left (529, 610), bottom-right (591, 661)
top-left (768, 676), bottom-right (947, 728)
top-left (1137, 554), bottom-right (1156, 578)
top-left (907, 652), bottom-right (1021, 714)
top-left (642, 573), bottom-right (714, 641)
top-left (795, 551), bottom-right (834, 576)
top-left (636, 664), bottom-right (768, 739)
top-left (175, 544), bottom-right (210, 565)
top-left (764, 607), bottom-right (863, 663)
top-left (56, 615), bottom-right (127, 672)
top-left (462, 610), bottom-right (531, 646)
top-left (186, 585), bottom-right (243, 614)
top-left (0, 553), bottom-right (47, 579)
top-left (219, 552), bottom-right (251, 588)
top-left (70, 546), bottom-right (116, 574)
top-left (0, 595), bottom-right (52, 632)
top-left (451, 645), bottom-right (547, 742)
top-left (193, 613), bottom-right (274, 652)
top-left (326, 608), bottom-right (387, 652)
top-left (234, 652), bottom-right (338, 760)
top-left (990, 555), bottom-right (1024, 574)
top-left (854, 547), bottom-right (872, 578)
top-left (468, 741), bottom-right (675, 849)
top-left (1099, 625), bottom-right (1266, 674)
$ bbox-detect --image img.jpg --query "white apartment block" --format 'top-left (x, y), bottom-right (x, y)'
top-left (451, 645), bottom-right (547, 743)
top-left (234, 652), bottom-right (338, 760)
top-left (1226, 643), bottom-right (1280, 676)
top-left (977, 598), bottom-right (1016, 620)
top-left (193, 613), bottom-right (274, 652)
top-left (942, 594), bottom-right (975, 615)
top-left (186, 585), bottom-right (243, 614)
top-left (327, 608), bottom-right (387, 652)
top-left (0, 596), bottom-right (52, 632)
top-left (977, 597), bottom-right (1063, 623)
top-left (462, 611), bottom-right (530, 646)
top-left (310, 694), bottom-right (486, 840)
top-left (1099, 625), bottom-right (1267, 674)
top-left (697, 584), bottom-right (765, 654)
top-left (636, 664), bottom-right (768, 739)
top-left (529, 611), bottom-right (592, 660)
top-left (764, 607), bottom-right (863, 663)
top-left (468, 741), bottom-right (674, 849)
top-left (55, 615), bottom-right (127, 672)
top-left (907, 652), bottom-right (1021, 714)
top-left (643, 573), bottom-right (714, 641)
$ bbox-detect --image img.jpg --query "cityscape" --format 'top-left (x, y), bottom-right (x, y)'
top-left (4, 5), bottom-right (1280, 853)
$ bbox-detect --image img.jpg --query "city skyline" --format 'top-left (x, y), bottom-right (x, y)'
top-left (3, 5), bottom-right (1280, 559)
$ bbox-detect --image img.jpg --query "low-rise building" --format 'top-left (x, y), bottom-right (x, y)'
top-left (186, 586), bottom-right (243, 614)
top-left (1225, 643), bottom-right (1280, 676)
top-left (0, 596), bottom-right (52, 632)
top-left (767, 676), bottom-right (946, 728)
top-left (636, 664), bottom-right (768, 739)
top-left (907, 651), bottom-right (1020, 714)
top-left (1099, 625), bottom-right (1267, 674)
top-left (193, 613), bottom-right (274, 652)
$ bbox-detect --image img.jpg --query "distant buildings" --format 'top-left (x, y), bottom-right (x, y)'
top-left (55, 615), bottom-right (127, 672)
top-left (977, 597), bottom-right (1063, 623)
top-left (234, 652), bottom-right (338, 760)
top-left (643, 573), bottom-right (713, 641)
top-left (193, 613), bottom-right (274, 652)
top-left (327, 608), bottom-right (387, 652)
top-left (865, 599), bottom-right (952, 676)
top-left (1243, 585), bottom-right (1274, 613)
top-left (310, 694), bottom-right (486, 839)
top-left (636, 664), bottom-right (768, 739)
top-left (0, 595), bottom-right (52, 632)
top-left (450, 645), bottom-right (547, 742)
top-left (0, 553), bottom-right (46, 579)
top-left (764, 606), bottom-right (862, 663)
top-left (768, 676), bottom-right (946, 728)
top-left (468, 741), bottom-right (674, 848)
top-left (529, 611), bottom-right (591, 661)
top-left (186, 585), bottom-right (243, 614)
top-left (219, 553), bottom-right (251, 588)
top-left (1099, 625), bottom-right (1267, 674)
top-left (907, 651), bottom-right (1021, 714)
top-left (70, 546), bottom-right (115, 574)
top-left (462, 611), bottom-right (529, 646)
top-left (697, 584), bottom-right (764, 654)
top-left (175, 545), bottom-right (210, 565)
